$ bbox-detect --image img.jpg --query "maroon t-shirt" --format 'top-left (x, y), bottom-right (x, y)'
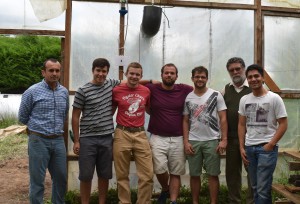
top-left (146, 83), bottom-right (193, 136)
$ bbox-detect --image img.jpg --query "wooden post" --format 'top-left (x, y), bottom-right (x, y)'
top-left (119, 1), bottom-right (126, 80)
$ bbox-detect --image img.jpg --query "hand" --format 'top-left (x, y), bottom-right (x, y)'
top-left (73, 142), bottom-right (80, 155)
top-left (240, 147), bottom-right (249, 166)
top-left (216, 139), bottom-right (227, 155)
top-left (263, 142), bottom-right (275, 151)
top-left (184, 142), bottom-right (195, 155)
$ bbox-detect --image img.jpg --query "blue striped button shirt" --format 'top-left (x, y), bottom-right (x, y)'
top-left (18, 79), bottom-right (69, 136)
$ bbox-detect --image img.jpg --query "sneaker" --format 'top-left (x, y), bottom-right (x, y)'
top-left (170, 201), bottom-right (177, 204)
top-left (157, 190), bottom-right (169, 204)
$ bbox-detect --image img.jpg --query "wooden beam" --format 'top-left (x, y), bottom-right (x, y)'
top-left (274, 201), bottom-right (293, 204)
top-left (262, 6), bottom-right (300, 14)
top-left (75, 0), bottom-right (255, 10)
top-left (289, 161), bottom-right (300, 171)
top-left (254, 0), bottom-right (263, 66)
top-left (284, 151), bottom-right (300, 160)
top-left (272, 184), bottom-right (300, 204)
top-left (279, 92), bottom-right (300, 99)
top-left (263, 69), bottom-right (281, 93)
top-left (0, 29), bottom-right (65, 36)
top-left (119, 2), bottom-right (126, 80)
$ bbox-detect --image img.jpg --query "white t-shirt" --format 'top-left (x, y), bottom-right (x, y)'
top-left (183, 88), bottom-right (227, 141)
top-left (238, 91), bottom-right (287, 146)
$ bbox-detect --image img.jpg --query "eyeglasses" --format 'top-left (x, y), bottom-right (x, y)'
top-left (228, 67), bottom-right (242, 73)
top-left (193, 76), bottom-right (207, 79)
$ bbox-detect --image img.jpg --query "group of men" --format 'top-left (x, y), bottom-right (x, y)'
top-left (18, 57), bottom-right (287, 204)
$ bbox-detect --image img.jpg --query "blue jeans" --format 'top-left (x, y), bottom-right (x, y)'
top-left (28, 134), bottom-right (67, 204)
top-left (245, 145), bottom-right (278, 204)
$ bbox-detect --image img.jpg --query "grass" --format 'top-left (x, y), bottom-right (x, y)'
top-left (0, 112), bottom-right (19, 129)
top-left (0, 133), bottom-right (27, 161)
top-left (0, 114), bottom-right (27, 161)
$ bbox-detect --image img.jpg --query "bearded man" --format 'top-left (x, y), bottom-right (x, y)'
top-left (145, 63), bottom-right (193, 204)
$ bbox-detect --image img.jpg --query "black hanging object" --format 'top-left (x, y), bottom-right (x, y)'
top-left (141, 6), bottom-right (162, 37)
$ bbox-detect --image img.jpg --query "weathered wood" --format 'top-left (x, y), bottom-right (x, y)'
top-left (284, 151), bottom-right (300, 161)
top-left (275, 200), bottom-right (294, 204)
top-left (274, 200), bottom-right (294, 204)
top-left (285, 185), bottom-right (300, 193)
top-left (272, 184), bottom-right (300, 204)
top-left (289, 161), bottom-right (300, 171)
top-left (0, 29), bottom-right (65, 36)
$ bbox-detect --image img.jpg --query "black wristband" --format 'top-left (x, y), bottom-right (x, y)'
top-left (149, 79), bottom-right (152, 84)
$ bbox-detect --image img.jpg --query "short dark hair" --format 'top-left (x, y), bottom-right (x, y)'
top-left (126, 62), bottom-right (143, 74)
top-left (226, 57), bottom-right (245, 69)
top-left (246, 64), bottom-right (264, 77)
top-left (161, 63), bottom-right (178, 76)
top-left (43, 58), bottom-right (59, 70)
top-left (192, 66), bottom-right (208, 78)
top-left (92, 58), bottom-right (110, 71)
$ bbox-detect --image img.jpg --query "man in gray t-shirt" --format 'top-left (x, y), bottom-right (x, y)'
top-left (183, 66), bottom-right (227, 204)
top-left (72, 58), bottom-right (120, 204)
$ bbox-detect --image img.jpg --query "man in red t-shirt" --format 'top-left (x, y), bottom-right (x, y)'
top-left (112, 62), bottom-right (153, 204)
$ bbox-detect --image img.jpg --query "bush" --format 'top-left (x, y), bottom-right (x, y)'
top-left (0, 35), bottom-right (61, 94)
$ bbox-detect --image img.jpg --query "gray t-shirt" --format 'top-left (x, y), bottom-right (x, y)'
top-left (183, 88), bottom-right (227, 141)
top-left (73, 79), bottom-right (120, 137)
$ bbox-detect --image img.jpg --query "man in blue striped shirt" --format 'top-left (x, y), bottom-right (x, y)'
top-left (18, 58), bottom-right (69, 204)
top-left (72, 58), bottom-right (121, 204)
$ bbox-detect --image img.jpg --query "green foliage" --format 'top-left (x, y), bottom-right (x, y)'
top-left (64, 184), bottom-right (287, 204)
top-left (0, 35), bottom-right (61, 93)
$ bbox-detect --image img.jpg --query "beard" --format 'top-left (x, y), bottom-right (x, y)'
top-left (232, 75), bottom-right (246, 85)
top-left (162, 78), bottom-right (176, 87)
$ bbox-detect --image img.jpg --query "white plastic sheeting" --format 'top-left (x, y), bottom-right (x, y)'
top-left (70, 2), bottom-right (254, 91)
top-left (264, 16), bottom-right (300, 90)
top-left (29, 0), bottom-right (66, 22)
top-left (0, 0), bottom-right (65, 30)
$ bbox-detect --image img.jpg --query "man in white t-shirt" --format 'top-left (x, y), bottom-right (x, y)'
top-left (183, 66), bottom-right (228, 204)
top-left (238, 64), bottom-right (288, 204)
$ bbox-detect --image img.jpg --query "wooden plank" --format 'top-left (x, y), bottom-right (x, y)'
top-left (272, 184), bottom-right (300, 204)
top-left (285, 185), bottom-right (300, 193)
top-left (0, 29), bottom-right (65, 36)
top-left (275, 200), bottom-right (294, 204)
top-left (289, 161), bottom-right (300, 171)
top-left (284, 151), bottom-right (300, 161)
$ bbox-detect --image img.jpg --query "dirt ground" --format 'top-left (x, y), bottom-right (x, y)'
top-left (0, 157), bottom-right (52, 204)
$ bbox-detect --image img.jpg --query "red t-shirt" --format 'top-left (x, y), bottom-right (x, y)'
top-left (113, 83), bottom-right (150, 127)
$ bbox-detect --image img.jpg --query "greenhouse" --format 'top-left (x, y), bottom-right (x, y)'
top-left (0, 0), bottom-right (300, 202)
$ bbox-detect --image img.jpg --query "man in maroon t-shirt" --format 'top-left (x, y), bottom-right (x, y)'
top-left (145, 63), bottom-right (193, 204)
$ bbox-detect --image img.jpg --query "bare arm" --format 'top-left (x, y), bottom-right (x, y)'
top-left (264, 117), bottom-right (288, 151)
top-left (216, 110), bottom-right (227, 154)
top-left (238, 114), bottom-right (248, 165)
top-left (71, 107), bottom-right (82, 155)
top-left (139, 79), bottom-right (161, 85)
top-left (183, 115), bottom-right (194, 155)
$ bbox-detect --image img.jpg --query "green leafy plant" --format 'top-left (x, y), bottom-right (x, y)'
top-left (0, 35), bottom-right (61, 94)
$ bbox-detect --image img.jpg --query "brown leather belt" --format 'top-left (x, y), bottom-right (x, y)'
top-left (28, 130), bottom-right (63, 139)
top-left (116, 124), bottom-right (145, 133)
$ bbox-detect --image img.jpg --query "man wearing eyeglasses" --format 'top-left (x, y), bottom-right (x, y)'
top-left (223, 57), bottom-right (253, 204)
top-left (183, 66), bottom-right (227, 204)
